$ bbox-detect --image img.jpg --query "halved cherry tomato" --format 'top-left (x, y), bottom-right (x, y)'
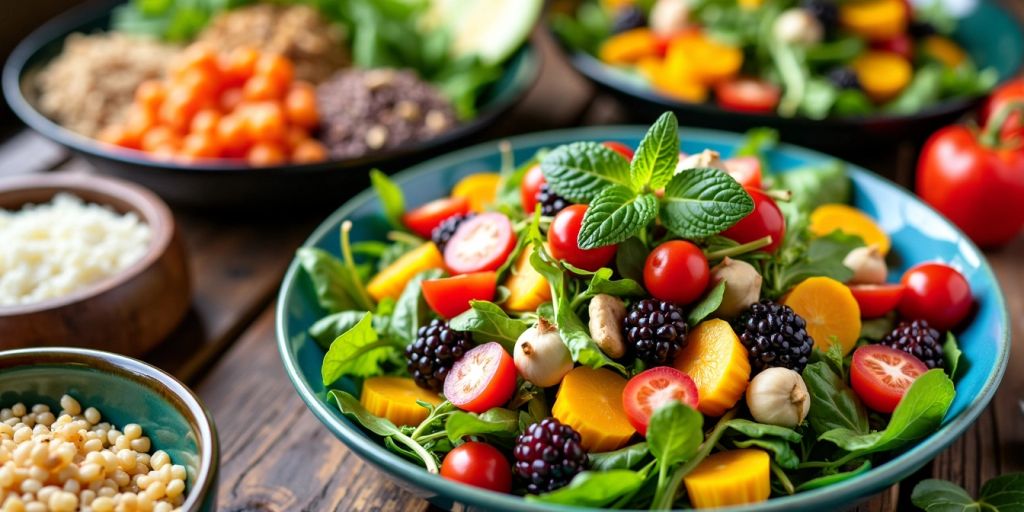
top-left (422, 272), bottom-right (497, 319)
top-left (721, 188), bottom-right (785, 252)
top-left (849, 284), bottom-right (906, 319)
top-left (850, 345), bottom-right (928, 413)
top-left (444, 342), bottom-right (517, 413)
top-left (548, 205), bottom-right (617, 271)
top-left (898, 263), bottom-right (972, 330)
top-left (723, 156), bottom-right (763, 190)
top-left (715, 79), bottom-right (781, 114)
top-left (441, 441), bottom-right (512, 492)
top-left (622, 367), bottom-right (699, 436)
top-left (444, 213), bottom-right (517, 275)
top-left (403, 196), bottom-right (471, 239)
top-left (603, 141), bottom-right (635, 161)
top-left (644, 240), bottom-right (709, 305)
top-left (871, 34), bottom-right (914, 60)
top-left (520, 164), bottom-right (545, 214)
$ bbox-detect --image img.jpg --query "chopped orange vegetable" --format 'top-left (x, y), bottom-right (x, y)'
top-left (852, 51), bottom-right (913, 102)
top-left (783, 277), bottom-right (862, 355)
top-left (839, 0), bottom-right (908, 41)
top-left (599, 29), bottom-right (661, 65)
top-left (809, 203), bottom-right (891, 255)
top-left (673, 319), bottom-right (750, 417)
top-left (552, 367), bottom-right (636, 452)
top-left (452, 173), bottom-right (501, 212)
top-left (649, 61), bottom-right (709, 103)
top-left (361, 377), bottom-right (442, 427)
top-left (366, 242), bottom-right (445, 302)
top-left (504, 245), bottom-right (551, 312)
top-left (922, 36), bottom-right (968, 68)
top-left (684, 449), bottom-right (771, 509)
top-left (664, 33), bottom-right (743, 86)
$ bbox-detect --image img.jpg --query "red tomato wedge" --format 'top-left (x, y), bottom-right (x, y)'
top-left (723, 156), bottom-right (763, 190)
top-left (443, 213), bottom-right (517, 275)
top-left (422, 272), bottom-right (497, 319)
top-left (849, 284), bottom-right (906, 319)
top-left (444, 342), bottom-right (517, 413)
top-left (715, 79), bottom-right (781, 114)
top-left (622, 367), bottom-right (699, 436)
top-left (520, 163), bottom-right (545, 214)
top-left (850, 345), bottom-right (928, 413)
top-left (403, 196), bottom-right (470, 239)
top-left (603, 141), bottom-right (635, 161)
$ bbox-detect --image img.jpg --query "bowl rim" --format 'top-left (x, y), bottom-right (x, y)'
top-left (275, 125), bottom-right (1010, 511)
top-left (0, 0), bottom-right (543, 174)
top-left (0, 172), bottom-right (176, 315)
top-left (0, 346), bottom-right (219, 512)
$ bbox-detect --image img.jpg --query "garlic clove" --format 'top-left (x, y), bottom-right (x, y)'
top-left (745, 367), bottom-right (810, 428)
top-left (710, 257), bottom-right (763, 319)
top-left (844, 245), bottom-right (888, 285)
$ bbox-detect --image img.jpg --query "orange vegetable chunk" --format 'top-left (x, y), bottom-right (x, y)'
top-left (552, 367), bottom-right (636, 452)
top-left (684, 449), bottom-right (770, 508)
top-left (366, 242), bottom-right (445, 302)
top-left (361, 377), bottom-right (442, 427)
top-left (673, 319), bottom-right (750, 416)
top-left (783, 277), bottom-right (862, 355)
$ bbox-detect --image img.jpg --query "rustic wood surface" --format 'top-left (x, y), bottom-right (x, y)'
top-left (1, 25), bottom-right (1022, 512)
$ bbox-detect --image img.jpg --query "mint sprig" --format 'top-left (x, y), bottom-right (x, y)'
top-left (578, 186), bottom-right (658, 249)
top-left (540, 141), bottom-right (632, 202)
top-left (661, 167), bottom-right (755, 239)
top-left (630, 112), bottom-right (679, 190)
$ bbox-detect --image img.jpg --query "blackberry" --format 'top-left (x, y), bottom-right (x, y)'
top-left (612, 6), bottom-right (647, 34)
top-left (734, 300), bottom-right (814, 374)
top-left (624, 299), bottom-right (689, 366)
top-left (513, 418), bottom-right (587, 494)
top-left (827, 68), bottom-right (862, 91)
top-left (801, 0), bottom-right (839, 35)
top-left (536, 183), bottom-right (570, 217)
top-left (405, 319), bottom-right (473, 391)
top-left (881, 319), bottom-right (944, 369)
top-left (909, 21), bottom-right (937, 38)
top-left (430, 213), bottom-right (474, 253)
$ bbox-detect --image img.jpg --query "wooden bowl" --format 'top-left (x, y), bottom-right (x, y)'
top-left (0, 173), bottom-right (190, 356)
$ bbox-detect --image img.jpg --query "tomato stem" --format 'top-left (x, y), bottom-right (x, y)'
top-left (704, 236), bottom-right (772, 260)
top-left (980, 100), bottom-right (1024, 149)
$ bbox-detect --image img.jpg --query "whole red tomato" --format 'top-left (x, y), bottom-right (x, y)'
top-left (898, 262), bottom-right (973, 331)
top-left (643, 240), bottom-right (709, 305)
top-left (441, 442), bottom-right (512, 493)
top-left (720, 189), bottom-right (785, 252)
top-left (980, 78), bottom-right (1024, 144)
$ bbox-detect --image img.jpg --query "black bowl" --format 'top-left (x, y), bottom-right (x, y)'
top-left (2, 0), bottom-right (541, 209)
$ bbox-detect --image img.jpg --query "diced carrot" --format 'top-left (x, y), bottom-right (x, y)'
top-left (504, 245), bottom-right (551, 312)
top-left (552, 367), bottom-right (636, 452)
top-left (451, 173), bottom-right (501, 212)
top-left (839, 0), bottom-right (908, 41)
top-left (852, 51), bottom-right (912, 102)
top-left (922, 36), bottom-right (967, 68)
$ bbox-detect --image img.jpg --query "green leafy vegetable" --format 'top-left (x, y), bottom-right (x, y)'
top-left (912, 473), bottom-right (1024, 512)
top-left (445, 408), bottom-right (519, 443)
top-left (733, 437), bottom-right (799, 469)
top-left (389, 269), bottom-right (443, 346)
top-left (944, 332), bottom-right (962, 378)
top-left (795, 460), bottom-right (872, 491)
top-left (370, 169), bottom-right (406, 230)
top-left (884, 65), bottom-right (944, 115)
top-left (541, 142), bottom-right (633, 203)
top-left (589, 443), bottom-right (651, 471)
top-left (775, 160), bottom-right (850, 215)
top-left (576, 267), bottom-right (647, 300)
top-left (660, 168), bottom-right (754, 239)
top-left (321, 314), bottom-right (397, 385)
top-left (530, 470), bottom-right (646, 507)
top-left (648, 403), bottom-right (704, 507)
top-left (309, 310), bottom-right (371, 350)
top-left (297, 248), bottom-right (364, 313)
top-left (803, 361), bottom-right (869, 436)
top-left (629, 111), bottom-right (679, 190)
top-left (577, 187), bottom-right (659, 249)
top-left (724, 419), bottom-right (802, 442)
top-left (329, 390), bottom-right (440, 473)
top-left (687, 280), bottom-right (726, 326)
top-left (615, 237), bottom-right (649, 283)
top-left (448, 301), bottom-right (529, 353)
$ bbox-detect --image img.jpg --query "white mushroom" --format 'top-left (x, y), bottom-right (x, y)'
top-left (650, 0), bottom-right (693, 36)
top-left (843, 246), bottom-right (887, 285)
top-left (745, 368), bottom-right (811, 428)
top-left (676, 149), bottom-right (726, 175)
top-left (514, 319), bottom-right (574, 388)
top-left (773, 8), bottom-right (824, 46)
top-left (588, 294), bottom-right (628, 358)
top-left (710, 258), bottom-right (763, 319)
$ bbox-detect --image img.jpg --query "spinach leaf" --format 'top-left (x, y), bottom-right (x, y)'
top-left (733, 437), bottom-right (799, 469)
top-left (589, 443), bottom-right (651, 471)
top-left (309, 311), bottom-right (370, 350)
top-left (496, 156), bottom-right (539, 213)
top-left (529, 470), bottom-right (646, 507)
top-left (445, 408), bottom-right (519, 443)
top-left (647, 403), bottom-right (703, 469)
top-left (449, 301), bottom-right (529, 353)
top-left (630, 111), bottom-right (679, 190)
top-left (796, 460), bottom-right (872, 491)
top-left (912, 473), bottom-right (1024, 512)
top-left (297, 248), bottom-right (360, 313)
top-left (775, 160), bottom-right (850, 215)
top-left (615, 237), bottom-right (649, 283)
top-left (389, 269), bottom-right (443, 345)
top-left (578, 187), bottom-right (659, 249)
top-left (688, 280), bottom-right (726, 326)
top-left (369, 169), bottom-right (405, 230)
top-left (329, 390), bottom-right (439, 473)
top-left (582, 267), bottom-right (647, 299)
top-left (541, 141), bottom-right (633, 202)
top-left (725, 419), bottom-right (802, 442)
top-left (803, 361), bottom-right (869, 435)
top-left (776, 232), bottom-right (862, 292)
top-left (944, 332), bottom-right (962, 378)
top-left (732, 128), bottom-right (779, 161)
top-left (322, 313), bottom-right (399, 385)
top-left (660, 168), bottom-right (755, 239)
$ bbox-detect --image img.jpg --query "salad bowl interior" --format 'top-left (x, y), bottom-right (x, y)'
top-left (276, 126), bottom-right (1008, 511)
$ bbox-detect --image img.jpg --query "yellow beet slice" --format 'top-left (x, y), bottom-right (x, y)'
top-left (809, 203), bottom-right (891, 255)
top-left (922, 36), bottom-right (967, 68)
top-left (361, 377), bottom-right (442, 427)
top-left (552, 367), bottom-right (636, 452)
top-left (839, 0), bottom-right (908, 41)
top-left (684, 449), bottom-right (770, 509)
top-left (599, 29), bottom-right (660, 65)
top-left (366, 242), bottom-right (444, 302)
top-left (504, 245), bottom-right (551, 312)
top-left (665, 33), bottom-right (743, 86)
top-left (852, 51), bottom-right (912, 103)
top-left (452, 173), bottom-right (500, 212)
top-left (673, 319), bottom-right (750, 417)
top-left (649, 58), bottom-right (709, 103)
top-left (783, 277), bottom-right (862, 355)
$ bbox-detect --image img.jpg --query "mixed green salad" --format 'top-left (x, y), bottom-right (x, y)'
top-left (300, 113), bottom-right (970, 509)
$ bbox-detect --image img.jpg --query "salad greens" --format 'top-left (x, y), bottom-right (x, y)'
top-left (912, 473), bottom-right (1024, 512)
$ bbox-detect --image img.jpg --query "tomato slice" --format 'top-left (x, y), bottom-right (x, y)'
top-left (520, 163), bottom-right (545, 214)
top-left (849, 284), bottom-right (906, 319)
top-left (403, 196), bottom-right (471, 239)
top-left (715, 79), bottom-right (781, 114)
top-left (850, 345), bottom-right (928, 413)
top-left (444, 342), bottom-right (517, 413)
top-left (422, 272), bottom-right (497, 319)
top-left (622, 367), bottom-right (699, 436)
top-left (443, 212), bottom-right (517, 275)
top-left (723, 156), bottom-right (763, 190)
top-left (602, 141), bottom-right (635, 161)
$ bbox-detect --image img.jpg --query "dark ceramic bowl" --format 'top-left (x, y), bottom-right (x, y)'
top-left (0, 347), bottom-right (219, 511)
top-left (1, 0), bottom-right (541, 209)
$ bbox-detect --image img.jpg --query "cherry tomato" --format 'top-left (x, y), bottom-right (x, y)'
top-left (520, 164), bottom-right (545, 214)
top-left (871, 34), bottom-right (914, 60)
top-left (441, 442), bottom-right (512, 493)
top-left (715, 79), bottom-right (781, 113)
top-left (548, 205), bottom-right (617, 271)
top-left (643, 241), bottom-right (709, 305)
top-left (849, 284), bottom-right (906, 319)
top-left (898, 263), bottom-right (972, 330)
top-left (850, 345), bottom-right (928, 413)
top-left (602, 141), bottom-right (635, 160)
top-left (444, 342), bottom-right (517, 413)
top-left (720, 189), bottom-right (785, 252)
top-left (422, 272), bottom-right (497, 319)
top-left (403, 197), bottom-right (471, 239)
top-left (980, 78), bottom-right (1024, 144)
top-left (722, 156), bottom-right (763, 189)
top-left (622, 367), bottom-right (699, 436)
top-left (444, 213), bottom-right (517, 275)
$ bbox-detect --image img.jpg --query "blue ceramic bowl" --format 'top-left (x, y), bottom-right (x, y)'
top-left (276, 127), bottom-right (1009, 511)
top-left (0, 348), bottom-right (219, 511)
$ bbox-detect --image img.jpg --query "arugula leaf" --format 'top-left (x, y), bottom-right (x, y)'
top-left (322, 314), bottom-right (398, 385)
top-left (370, 169), bottom-right (406, 230)
top-left (944, 332), bottom-right (962, 378)
top-left (803, 361), bottom-right (869, 435)
top-left (796, 460), bottom-right (872, 491)
top-left (541, 142), bottom-right (633, 202)
top-left (687, 280), bottom-right (726, 326)
top-left (647, 403), bottom-right (703, 469)
top-left (310, 311), bottom-right (371, 350)
top-left (615, 237), bottom-right (649, 283)
top-left (660, 168), bottom-right (754, 239)
top-left (733, 437), bottom-right (799, 469)
top-left (724, 419), bottom-right (802, 442)
top-left (445, 408), bottom-right (519, 443)
top-left (449, 301), bottom-right (529, 353)
top-left (589, 443), bottom-right (651, 471)
top-left (578, 187), bottom-right (659, 249)
top-left (912, 474), bottom-right (1024, 512)
top-left (630, 112), bottom-right (679, 190)
top-left (389, 269), bottom-right (443, 346)
top-left (529, 470), bottom-right (646, 507)
top-left (297, 248), bottom-right (361, 313)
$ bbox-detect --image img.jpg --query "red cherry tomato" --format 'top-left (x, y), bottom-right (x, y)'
top-left (850, 345), bottom-right (928, 413)
top-left (422, 272), bottom-right (497, 319)
top-left (720, 188), bottom-right (785, 252)
top-left (898, 263), bottom-right (972, 330)
top-left (520, 164), bottom-right (545, 214)
top-left (643, 241), bottom-right (709, 305)
top-left (980, 78), bottom-right (1024, 144)
top-left (441, 441), bottom-right (512, 493)
top-left (403, 197), bottom-right (470, 239)
top-left (444, 213), bottom-right (517, 275)
top-left (714, 79), bottom-right (781, 114)
top-left (548, 205), bottom-right (618, 271)
top-left (722, 156), bottom-right (763, 190)
top-left (871, 34), bottom-right (914, 59)
top-left (849, 284), bottom-right (906, 319)
top-left (444, 342), bottom-right (517, 413)
top-left (602, 141), bottom-right (635, 161)
top-left (622, 367), bottom-right (699, 436)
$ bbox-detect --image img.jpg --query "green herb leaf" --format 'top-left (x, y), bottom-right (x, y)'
top-left (321, 314), bottom-right (397, 386)
top-left (795, 460), bottom-right (872, 492)
top-left (944, 332), bottom-right (962, 378)
top-left (445, 408), bottom-right (520, 443)
top-left (496, 156), bottom-right (539, 213)
top-left (630, 112), bottom-right (679, 190)
top-left (582, 267), bottom-right (647, 299)
top-left (733, 128), bottom-right (779, 160)
top-left (578, 187), bottom-right (659, 249)
top-left (860, 315), bottom-right (896, 342)
top-left (449, 300), bottom-right (529, 353)
top-left (803, 361), bottom-right (869, 435)
top-left (541, 141), bottom-right (633, 202)
top-left (775, 160), bottom-right (850, 215)
top-left (589, 443), bottom-right (650, 471)
top-left (776, 232), bottom-right (863, 292)
top-left (370, 169), bottom-right (406, 230)
top-left (615, 237), bottom-right (649, 283)
top-left (329, 389), bottom-right (401, 437)
top-left (724, 419), bottom-right (802, 442)
top-left (733, 437), bottom-right (799, 469)
top-left (660, 168), bottom-right (754, 239)
top-left (297, 248), bottom-right (360, 313)
top-left (529, 470), bottom-right (645, 507)
top-left (309, 311), bottom-right (371, 350)
top-left (912, 473), bottom-right (1024, 512)
top-left (390, 269), bottom-right (443, 346)
top-left (687, 280), bottom-right (727, 326)
top-left (647, 403), bottom-right (703, 468)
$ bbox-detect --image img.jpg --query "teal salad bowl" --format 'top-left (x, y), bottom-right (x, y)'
top-left (276, 127), bottom-right (1009, 511)
top-left (0, 348), bottom-right (219, 511)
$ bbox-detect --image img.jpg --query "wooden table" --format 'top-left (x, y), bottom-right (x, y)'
top-left (1, 30), bottom-right (1020, 512)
